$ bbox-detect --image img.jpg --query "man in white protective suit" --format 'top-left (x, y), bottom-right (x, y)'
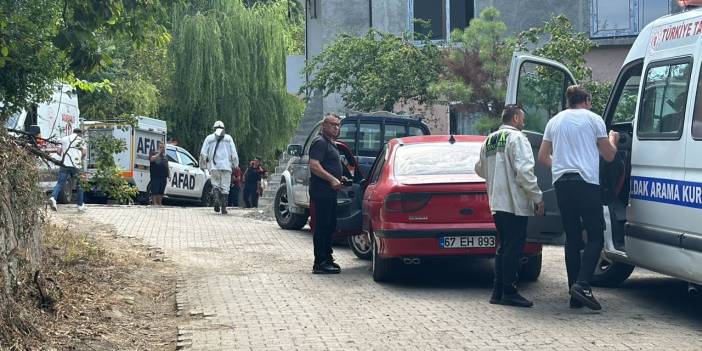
top-left (200, 120), bottom-right (239, 214)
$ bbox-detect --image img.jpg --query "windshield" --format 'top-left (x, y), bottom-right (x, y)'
top-left (393, 142), bottom-right (482, 176)
top-left (4, 111), bottom-right (22, 130)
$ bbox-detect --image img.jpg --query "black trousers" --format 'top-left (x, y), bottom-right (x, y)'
top-left (493, 211), bottom-right (528, 291)
top-left (243, 186), bottom-right (258, 208)
top-left (554, 175), bottom-right (605, 287)
top-left (310, 196), bottom-right (337, 265)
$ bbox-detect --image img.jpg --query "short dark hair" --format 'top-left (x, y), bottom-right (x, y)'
top-left (502, 104), bottom-right (523, 123)
top-left (566, 85), bottom-right (591, 107)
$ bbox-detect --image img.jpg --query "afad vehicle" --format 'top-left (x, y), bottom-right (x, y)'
top-left (3, 83), bottom-right (80, 203)
top-left (506, 4), bottom-right (702, 293)
top-left (83, 117), bottom-right (213, 205)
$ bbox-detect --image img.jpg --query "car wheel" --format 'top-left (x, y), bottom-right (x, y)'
top-left (56, 177), bottom-right (74, 204)
top-left (274, 183), bottom-right (308, 230)
top-left (591, 252), bottom-right (635, 287)
top-left (372, 235), bottom-right (393, 282)
top-left (200, 182), bottom-right (215, 207)
top-left (519, 254), bottom-right (542, 282)
top-left (348, 232), bottom-right (372, 260)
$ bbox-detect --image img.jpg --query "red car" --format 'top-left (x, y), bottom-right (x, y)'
top-left (362, 135), bottom-right (543, 282)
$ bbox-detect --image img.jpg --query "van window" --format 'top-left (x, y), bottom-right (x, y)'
top-left (166, 148), bottom-right (178, 163)
top-left (637, 59), bottom-right (691, 140)
top-left (338, 122), bottom-right (357, 153)
top-left (692, 65), bottom-right (702, 140)
top-left (517, 61), bottom-right (573, 133)
top-left (612, 74), bottom-right (641, 124)
top-left (409, 126), bottom-right (424, 136)
top-left (358, 122), bottom-right (382, 155)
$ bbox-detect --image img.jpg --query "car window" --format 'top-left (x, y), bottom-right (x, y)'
top-left (303, 124), bottom-right (323, 155)
top-left (358, 122), bottom-right (382, 155)
top-left (637, 59), bottom-right (691, 140)
top-left (408, 126), bottom-right (425, 136)
top-left (177, 150), bottom-right (197, 167)
top-left (384, 124), bottom-right (407, 143)
top-left (338, 122), bottom-right (357, 153)
top-left (517, 61), bottom-right (573, 133)
top-left (166, 148), bottom-right (178, 163)
top-left (394, 142), bottom-right (482, 176)
top-left (369, 146), bottom-right (388, 184)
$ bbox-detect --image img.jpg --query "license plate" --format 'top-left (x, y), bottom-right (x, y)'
top-left (440, 235), bottom-right (496, 248)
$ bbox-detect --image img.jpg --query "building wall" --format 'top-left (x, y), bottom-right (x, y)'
top-left (585, 46), bottom-right (630, 82)
top-left (371, 0), bottom-right (408, 35)
top-left (286, 55), bottom-right (305, 95)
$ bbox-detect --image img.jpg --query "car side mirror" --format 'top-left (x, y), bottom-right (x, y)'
top-left (287, 144), bottom-right (303, 157)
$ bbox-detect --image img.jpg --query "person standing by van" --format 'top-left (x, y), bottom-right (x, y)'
top-left (149, 143), bottom-right (169, 206)
top-left (49, 128), bottom-right (87, 212)
top-left (475, 104), bottom-right (544, 308)
top-left (538, 85), bottom-right (619, 311)
top-left (200, 120), bottom-right (239, 214)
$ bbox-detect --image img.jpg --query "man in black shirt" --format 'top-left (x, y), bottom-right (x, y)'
top-left (309, 113), bottom-right (344, 274)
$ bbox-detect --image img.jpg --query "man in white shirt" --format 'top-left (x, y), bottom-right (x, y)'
top-left (475, 104), bottom-right (544, 308)
top-left (538, 85), bottom-right (619, 311)
top-left (200, 120), bottom-right (239, 214)
top-left (49, 128), bottom-right (87, 212)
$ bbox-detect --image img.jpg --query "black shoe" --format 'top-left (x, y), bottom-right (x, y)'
top-left (569, 282), bottom-right (602, 311)
top-left (214, 205), bottom-right (220, 212)
top-left (312, 261), bottom-right (340, 274)
top-left (499, 292), bottom-right (533, 308)
top-left (569, 297), bottom-right (584, 309)
top-left (489, 289), bottom-right (502, 304)
top-left (221, 206), bottom-right (228, 214)
top-left (328, 257), bottom-right (340, 269)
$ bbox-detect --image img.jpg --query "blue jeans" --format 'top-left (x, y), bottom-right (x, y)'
top-left (51, 167), bottom-right (84, 206)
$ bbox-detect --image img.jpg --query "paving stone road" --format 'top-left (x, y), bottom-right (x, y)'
top-left (58, 205), bottom-right (702, 350)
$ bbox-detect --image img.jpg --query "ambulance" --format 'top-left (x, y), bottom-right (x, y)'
top-left (3, 83), bottom-right (80, 202)
top-left (507, 5), bottom-right (702, 293)
top-left (83, 117), bottom-right (212, 205)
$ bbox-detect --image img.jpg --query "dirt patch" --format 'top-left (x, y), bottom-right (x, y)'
top-left (1, 213), bottom-right (178, 350)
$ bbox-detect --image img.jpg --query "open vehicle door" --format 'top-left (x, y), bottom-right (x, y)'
top-left (505, 53), bottom-right (576, 244)
top-left (333, 141), bottom-right (364, 237)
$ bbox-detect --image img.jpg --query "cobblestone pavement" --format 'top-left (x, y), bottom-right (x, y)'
top-left (59, 205), bottom-right (702, 350)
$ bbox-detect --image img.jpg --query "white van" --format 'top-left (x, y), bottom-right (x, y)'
top-left (507, 7), bottom-right (702, 292)
top-left (83, 116), bottom-right (212, 205)
top-left (3, 83), bottom-right (80, 202)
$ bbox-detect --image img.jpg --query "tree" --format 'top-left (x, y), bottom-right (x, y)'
top-left (300, 29), bottom-right (442, 112)
top-left (429, 7), bottom-right (515, 133)
top-left (167, 0), bottom-right (304, 165)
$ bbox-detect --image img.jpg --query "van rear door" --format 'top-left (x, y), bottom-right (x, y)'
top-left (505, 54), bottom-right (576, 243)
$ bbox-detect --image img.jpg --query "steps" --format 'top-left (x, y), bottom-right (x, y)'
top-left (259, 92), bottom-right (324, 216)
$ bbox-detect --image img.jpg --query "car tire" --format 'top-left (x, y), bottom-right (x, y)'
top-left (591, 253), bottom-right (635, 287)
top-left (372, 235), bottom-right (393, 282)
top-left (274, 183), bottom-right (308, 230)
top-left (348, 232), bottom-right (372, 260)
top-left (519, 254), bottom-right (542, 282)
top-left (200, 182), bottom-right (215, 207)
top-left (56, 178), bottom-right (74, 204)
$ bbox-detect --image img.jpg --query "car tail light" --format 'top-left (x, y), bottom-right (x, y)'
top-left (384, 193), bottom-right (432, 212)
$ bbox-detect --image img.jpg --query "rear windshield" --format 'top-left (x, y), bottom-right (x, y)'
top-left (393, 142), bottom-right (482, 176)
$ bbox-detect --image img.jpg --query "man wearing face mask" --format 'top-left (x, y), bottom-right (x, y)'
top-left (200, 120), bottom-right (239, 214)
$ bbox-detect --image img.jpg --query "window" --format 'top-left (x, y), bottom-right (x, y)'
top-left (409, 126), bottom-right (425, 136)
top-left (358, 122), bottom-right (382, 156)
top-left (338, 122), bottom-right (357, 153)
top-left (369, 146), bottom-right (387, 184)
top-left (637, 59), bottom-right (691, 140)
top-left (166, 148), bottom-right (178, 163)
top-left (607, 61), bottom-right (643, 124)
top-left (692, 63), bottom-right (702, 140)
top-left (177, 150), bottom-right (197, 167)
top-left (591, 0), bottom-right (671, 38)
top-left (394, 142), bottom-right (481, 176)
top-left (410, 0), bottom-right (474, 41)
top-left (384, 124), bottom-right (407, 143)
top-left (516, 62), bottom-right (573, 134)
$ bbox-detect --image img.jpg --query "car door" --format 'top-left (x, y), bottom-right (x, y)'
top-left (292, 123), bottom-right (322, 206)
top-left (334, 141), bottom-right (364, 236)
top-left (164, 147), bottom-right (186, 197)
top-left (176, 147), bottom-right (206, 199)
top-left (505, 53), bottom-right (576, 243)
top-left (362, 145), bottom-right (388, 234)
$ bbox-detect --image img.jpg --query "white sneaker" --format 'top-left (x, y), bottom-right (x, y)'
top-left (77, 205), bottom-right (87, 213)
top-left (49, 197), bottom-right (57, 211)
